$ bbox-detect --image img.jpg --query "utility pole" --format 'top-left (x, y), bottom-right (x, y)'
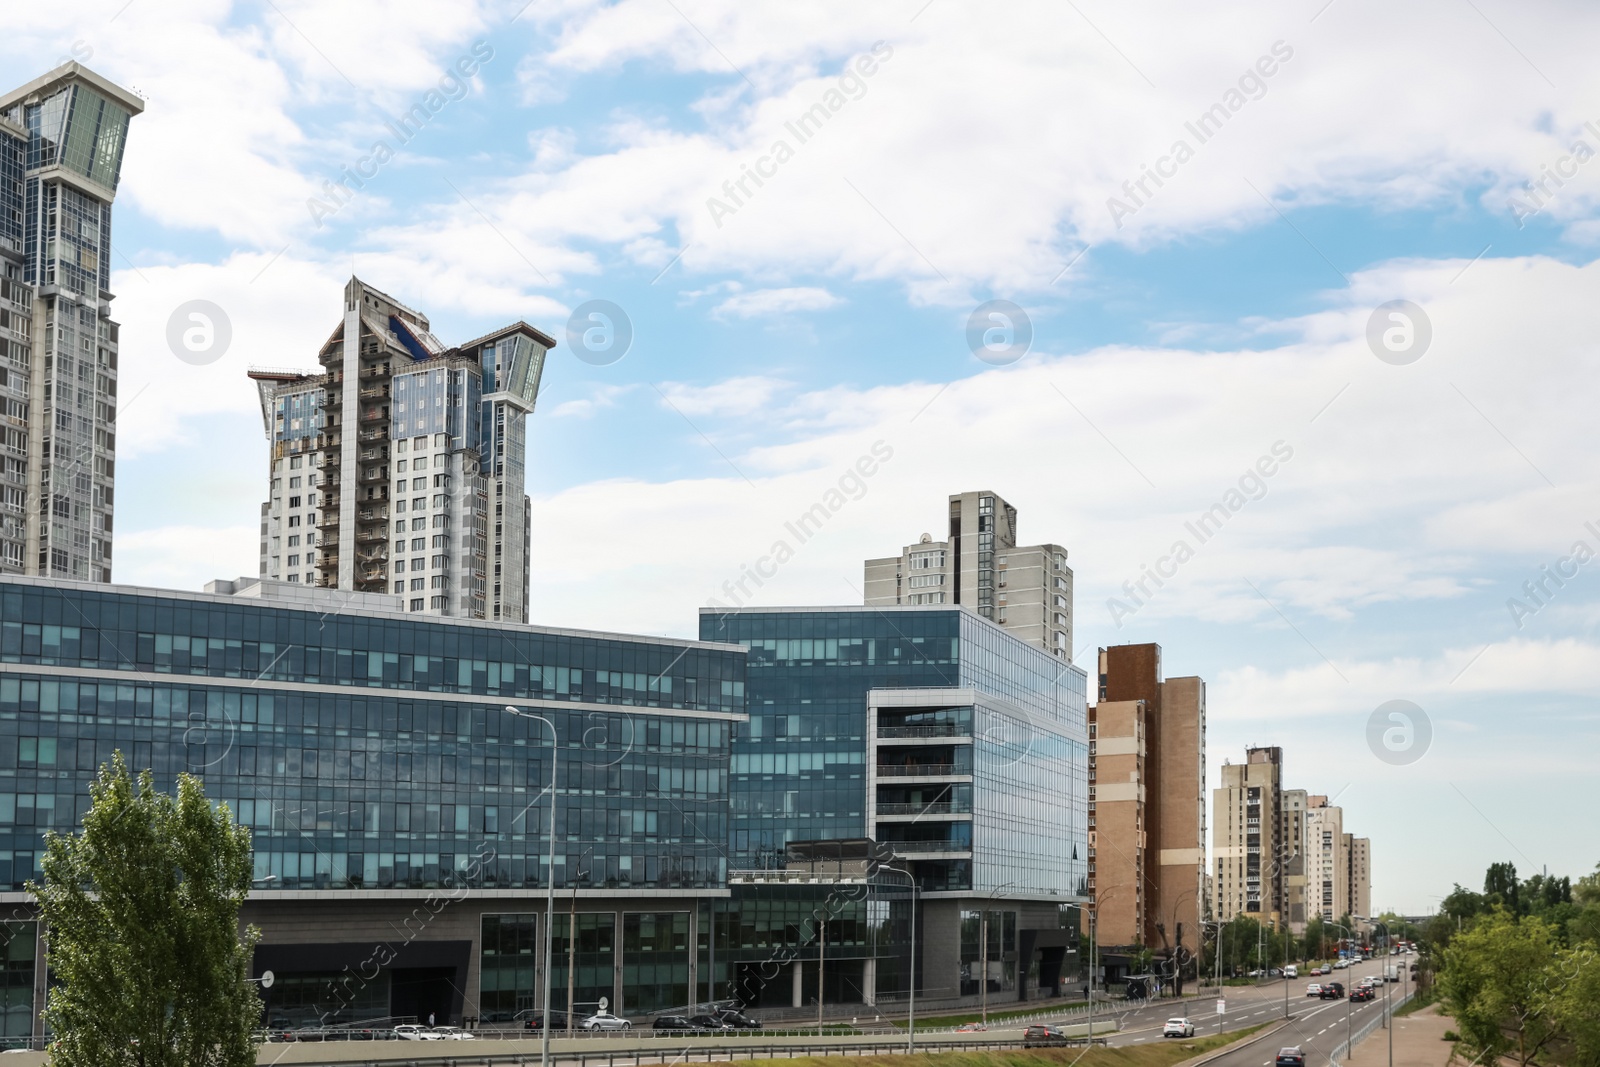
top-left (980, 910), bottom-right (989, 1026)
top-left (566, 848), bottom-right (590, 1036)
top-left (817, 917), bottom-right (826, 1035)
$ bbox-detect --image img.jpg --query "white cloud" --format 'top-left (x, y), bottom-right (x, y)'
top-left (712, 286), bottom-right (841, 319)
top-left (656, 376), bottom-right (793, 418)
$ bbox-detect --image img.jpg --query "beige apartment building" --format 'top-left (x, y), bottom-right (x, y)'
top-left (863, 490), bottom-right (1073, 657)
top-left (1282, 788), bottom-right (1309, 934)
top-left (1212, 747), bottom-right (1285, 924)
top-left (1087, 643), bottom-right (1206, 987)
top-left (1348, 835), bottom-right (1371, 922)
top-left (1306, 796), bottom-right (1348, 922)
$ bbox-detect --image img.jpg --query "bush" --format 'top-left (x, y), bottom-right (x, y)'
top-left (1443, 1031), bottom-right (1460, 1042)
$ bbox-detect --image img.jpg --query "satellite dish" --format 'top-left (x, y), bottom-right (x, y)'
top-left (919, 533), bottom-right (932, 543)
top-left (598, 996), bottom-right (609, 1012)
top-left (260, 970), bottom-right (275, 990)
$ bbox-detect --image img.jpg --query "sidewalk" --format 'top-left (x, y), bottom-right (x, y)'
top-left (1347, 1004), bottom-right (1456, 1067)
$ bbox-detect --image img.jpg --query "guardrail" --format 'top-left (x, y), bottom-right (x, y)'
top-left (1328, 989), bottom-right (1414, 1065)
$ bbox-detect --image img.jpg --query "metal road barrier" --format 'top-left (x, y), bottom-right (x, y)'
top-left (1328, 990), bottom-right (1415, 1066)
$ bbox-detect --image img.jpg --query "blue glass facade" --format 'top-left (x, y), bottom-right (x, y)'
top-left (0, 577), bottom-right (744, 895)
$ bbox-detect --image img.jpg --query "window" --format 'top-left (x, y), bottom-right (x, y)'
top-left (288, 535), bottom-right (300, 547)
top-left (396, 459), bottom-right (407, 472)
top-left (413, 558), bottom-right (426, 572)
top-left (394, 560), bottom-right (405, 573)
top-left (412, 538), bottom-right (426, 551)
top-left (287, 555), bottom-right (299, 566)
top-left (410, 578), bottom-right (425, 591)
top-left (409, 598), bottom-right (425, 611)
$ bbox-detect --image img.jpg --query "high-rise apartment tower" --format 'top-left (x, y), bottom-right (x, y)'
top-left (1212, 746), bottom-right (1285, 923)
top-left (0, 64), bottom-right (141, 581)
top-left (864, 490), bottom-right (1073, 657)
top-left (250, 278), bottom-right (550, 621)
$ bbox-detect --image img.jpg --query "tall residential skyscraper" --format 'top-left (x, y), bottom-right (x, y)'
top-left (1306, 795), bottom-right (1348, 922)
top-left (1348, 836), bottom-right (1371, 922)
top-left (1281, 787), bottom-right (1310, 934)
top-left (1212, 746), bottom-right (1285, 923)
top-left (1086, 642), bottom-right (1206, 988)
top-left (863, 490), bottom-right (1074, 657)
top-left (0, 63), bottom-right (141, 581)
top-left (250, 278), bottom-right (550, 621)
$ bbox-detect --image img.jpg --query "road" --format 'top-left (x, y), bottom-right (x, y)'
top-left (1056, 955), bottom-right (1412, 1061)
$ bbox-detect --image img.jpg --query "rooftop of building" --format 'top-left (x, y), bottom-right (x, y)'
top-left (1, 573), bottom-right (745, 653)
top-left (0, 62), bottom-right (145, 116)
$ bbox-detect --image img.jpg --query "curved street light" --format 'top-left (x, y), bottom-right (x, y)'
top-left (877, 865), bottom-right (919, 1053)
top-left (1355, 915), bottom-right (1395, 1067)
top-left (503, 705), bottom-right (559, 1067)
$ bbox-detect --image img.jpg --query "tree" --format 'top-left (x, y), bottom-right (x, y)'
top-left (1546, 944), bottom-right (1600, 1067)
top-left (1439, 907), bottom-right (1560, 1067)
top-left (30, 753), bottom-right (261, 1066)
top-left (1486, 862), bottom-right (1523, 915)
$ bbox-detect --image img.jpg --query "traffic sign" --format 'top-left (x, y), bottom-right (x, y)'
top-left (1215, 998), bottom-right (1225, 1015)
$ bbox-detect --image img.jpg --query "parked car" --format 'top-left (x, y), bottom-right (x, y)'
top-left (581, 1012), bottom-right (633, 1031)
top-left (1024, 1025), bottom-right (1069, 1048)
top-left (431, 1027), bottom-right (475, 1040)
top-left (1163, 1018), bottom-right (1196, 1038)
top-left (393, 1025), bottom-right (442, 1041)
top-left (1305, 983), bottom-right (1323, 997)
top-left (687, 1014), bottom-right (731, 1031)
top-left (1320, 982), bottom-right (1346, 1000)
top-left (653, 1016), bottom-right (697, 1031)
top-left (718, 1010), bottom-right (763, 1029)
top-left (1276, 1047), bottom-right (1307, 1067)
top-left (1283, 965), bottom-right (1298, 979)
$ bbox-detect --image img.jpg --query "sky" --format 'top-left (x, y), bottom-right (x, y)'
top-left (5, 0), bottom-right (1598, 915)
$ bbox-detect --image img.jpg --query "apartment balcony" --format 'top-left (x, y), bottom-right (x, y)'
top-left (357, 548), bottom-right (388, 563)
top-left (357, 429), bottom-right (386, 443)
top-left (877, 723), bottom-right (968, 739)
top-left (875, 763), bottom-right (966, 778)
top-left (875, 801), bottom-right (971, 817)
top-left (357, 466), bottom-right (385, 484)
top-left (360, 409), bottom-right (385, 422)
top-left (357, 386), bottom-right (388, 400)
top-left (360, 566), bottom-right (386, 583)
top-left (358, 506), bottom-right (389, 522)
top-left (358, 447), bottom-right (388, 462)
top-left (355, 528), bottom-right (387, 544)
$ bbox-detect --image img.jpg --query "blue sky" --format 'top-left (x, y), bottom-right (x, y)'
top-left (6, 0), bottom-right (1599, 912)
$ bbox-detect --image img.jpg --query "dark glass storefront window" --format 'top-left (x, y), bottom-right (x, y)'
top-left (621, 913), bottom-right (689, 1012)
top-left (480, 914), bottom-right (539, 1021)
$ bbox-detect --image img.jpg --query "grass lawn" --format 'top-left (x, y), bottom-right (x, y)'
top-left (890, 1005), bottom-right (1086, 1030)
top-left (736, 1023), bottom-right (1271, 1067)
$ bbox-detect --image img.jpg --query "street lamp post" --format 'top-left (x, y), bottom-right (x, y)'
top-left (880, 865), bottom-right (919, 1053)
top-left (980, 881), bottom-right (1018, 1026)
top-left (567, 847), bottom-right (592, 1036)
top-left (1326, 921), bottom-right (1356, 1061)
top-left (1357, 917), bottom-right (1394, 1067)
top-left (503, 706), bottom-right (560, 1067)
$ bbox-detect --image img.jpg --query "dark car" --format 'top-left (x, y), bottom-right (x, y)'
top-left (1024, 1025), bottom-right (1069, 1048)
top-left (1350, 987), bottom-right (1375, 1003)
top-left (1276, 1048), bottom-right (1306, 1067)
top-left (687, 1014), bottom-right (732, 1030)
top-left (1319, 982), bottom-right (1346, 1000)
top-left (653, 1016), bottom-right (697, 1031)
top-left (718, 1011), bottom-right (763, 1029)
top-left (523, 1011), bottom-right (572, 1031)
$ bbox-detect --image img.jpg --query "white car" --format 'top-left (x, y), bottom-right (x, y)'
top-left (1284, 965), bottom-right (1298, 979)
top-left (1163, 1018), bottom-right (1196, 1038)
top-left (431, 1026), bottom-right (476, 1040)
top-left (394, 1025), bottom-right (443, 1041)
top-left (582, 1012), bottom-right (633, 1031)
top-left (1306, 983), bottom-right (1322, 997)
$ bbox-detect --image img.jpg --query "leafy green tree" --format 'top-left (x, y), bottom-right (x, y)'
top-left (1442, 883), bottom-right (1487, 924)
top-left (1304, 915), bottom-right (1325, 962)
top-left (30, 753), bottom-right (261, 1066)
top-left (1439, 907), bottom-right (1559, 1067)
top-left (1546, 945), bottom-right (1600, 1067)
top-left (1486, 862), bottom-right (1523, 915)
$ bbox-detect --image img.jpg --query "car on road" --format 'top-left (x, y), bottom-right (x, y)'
top-left (956, 1022), bottom-right (988, 1032)
top-left (718, 1010), bottom-right (763, 1029)
top-left (653, 1016), bottom-right (698, 1031)
top-left (393, 1025), bottom-right (442, 1041)
top-left (1023, 1025), bottom-right (1069, 1048)
top-left (1319, 982), bottom-right (1346, 1000)
top-left (523, 1011), bottom-right (573, 1031)
top-left (1276, 1047), bottom-right (1306, 1067)
top-left (430, 1027), bottom-right (475, 1040)
top-left (1350, 987), bottom-right (1375, 1003)
top-left (1283, 965), bottom-right (1298, 979)
top-left (687, 1014), bottom-right (731, 1031)
top-left (1163, 1018), bottom-right (1196, 1038)
top-left (1306, 983), bottom-right (1323, 997)
top-left (581, 1012), bottom-right (633, 1031)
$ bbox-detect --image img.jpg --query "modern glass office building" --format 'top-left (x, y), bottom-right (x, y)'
top-left (701, 606), bottom-right (1088, 1009)
top-left (0, 574), bottom-right (745, 1036)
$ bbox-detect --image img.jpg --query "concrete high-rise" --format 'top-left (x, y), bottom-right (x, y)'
top-left (1306, 796), bottom-right (1348, 922)
top-left (1212, 746), bottom-right (1285, 923)
top-left (250, 278), bottom-right (550, 621)
top-left (863, 490), bottom-right (1073, 657)
top-left (1087, 642), bottom-right (1206, 986)
top-left (1281, 788), bottom-right (1310, 934)
top-left (0, 64), bottom-right (141, 582)
top-left (1347, 835), bottom-right (1371, 923)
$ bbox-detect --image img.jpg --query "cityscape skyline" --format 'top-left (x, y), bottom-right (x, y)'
top-left (1, 0), bottom-right (1594, 924)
